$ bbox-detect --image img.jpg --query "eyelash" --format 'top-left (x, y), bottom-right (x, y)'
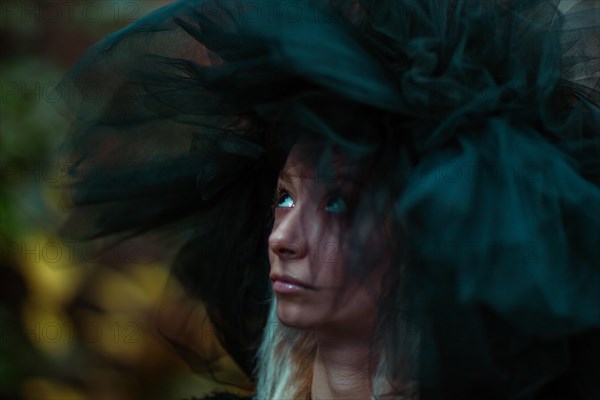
top-left (273, 185), bottom-right (348, 213)
top-left (274, 185), bottom-right (294, 209)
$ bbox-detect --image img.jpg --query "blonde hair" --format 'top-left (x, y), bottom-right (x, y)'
top-left (256, 299), bottom-right (316, 400)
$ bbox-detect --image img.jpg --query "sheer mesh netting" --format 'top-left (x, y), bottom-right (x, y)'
top-left (57, 1), bottom-right (600, 398)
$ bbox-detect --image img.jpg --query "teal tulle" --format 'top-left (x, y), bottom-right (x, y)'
top-left (400, 119), bottom-right (600, 335)
top-left (56, 0), bottom-right (600, 398)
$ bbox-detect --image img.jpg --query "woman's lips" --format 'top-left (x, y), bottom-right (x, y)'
top-left (270, 274), bottom-right (315, 294)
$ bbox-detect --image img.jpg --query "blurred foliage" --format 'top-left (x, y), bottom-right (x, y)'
top-left (1, 1), bottom-right (253, 399)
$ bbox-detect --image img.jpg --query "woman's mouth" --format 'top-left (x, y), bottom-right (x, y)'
top-left (270, 274), bottom-right (315, 294)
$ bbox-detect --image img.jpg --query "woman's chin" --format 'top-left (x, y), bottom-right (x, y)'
top-left (275, 301), bottom-right (319, 330)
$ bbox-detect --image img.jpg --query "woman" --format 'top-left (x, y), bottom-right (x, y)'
top-left (58, 0), bottom-right (600, 399)
top-left (260, 137), bottom-right (400, 399)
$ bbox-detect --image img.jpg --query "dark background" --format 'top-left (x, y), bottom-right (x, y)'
top-left (0, 1), bottom-right (252, 399)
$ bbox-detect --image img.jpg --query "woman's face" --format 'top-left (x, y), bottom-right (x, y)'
top-left (268, 143), bottom-right (389, 339)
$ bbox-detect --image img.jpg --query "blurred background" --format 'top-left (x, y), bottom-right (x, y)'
top-left (0, 1), bottom-right (252, 399)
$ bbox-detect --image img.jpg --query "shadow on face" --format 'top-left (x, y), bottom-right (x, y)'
top-left (268, 141), bottom-right (391, 340)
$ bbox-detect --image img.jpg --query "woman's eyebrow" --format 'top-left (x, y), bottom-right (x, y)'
top-left (277, 169), bottom-right (294, 184)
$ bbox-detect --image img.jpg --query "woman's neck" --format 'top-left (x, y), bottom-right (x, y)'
top-left (311, 333), bottom-right (376, 400)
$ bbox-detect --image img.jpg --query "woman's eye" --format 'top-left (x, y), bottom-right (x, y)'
top-left (276, 192), bottom-right (294, 208)
top-left (325, 195), bottom-right (347, 213)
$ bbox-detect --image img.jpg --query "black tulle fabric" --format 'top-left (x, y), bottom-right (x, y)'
top-left (57, 0), bottom-right (600, 398)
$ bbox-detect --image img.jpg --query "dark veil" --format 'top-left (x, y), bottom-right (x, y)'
top-left (56, 0), bottom-right (600, 398)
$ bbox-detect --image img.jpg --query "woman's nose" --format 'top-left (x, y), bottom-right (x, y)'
top-left (268, 209), bottom-right (308, 261)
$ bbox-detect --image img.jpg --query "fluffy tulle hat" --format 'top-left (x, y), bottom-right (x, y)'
top-left (57, 0), bottom-right (600, 397)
